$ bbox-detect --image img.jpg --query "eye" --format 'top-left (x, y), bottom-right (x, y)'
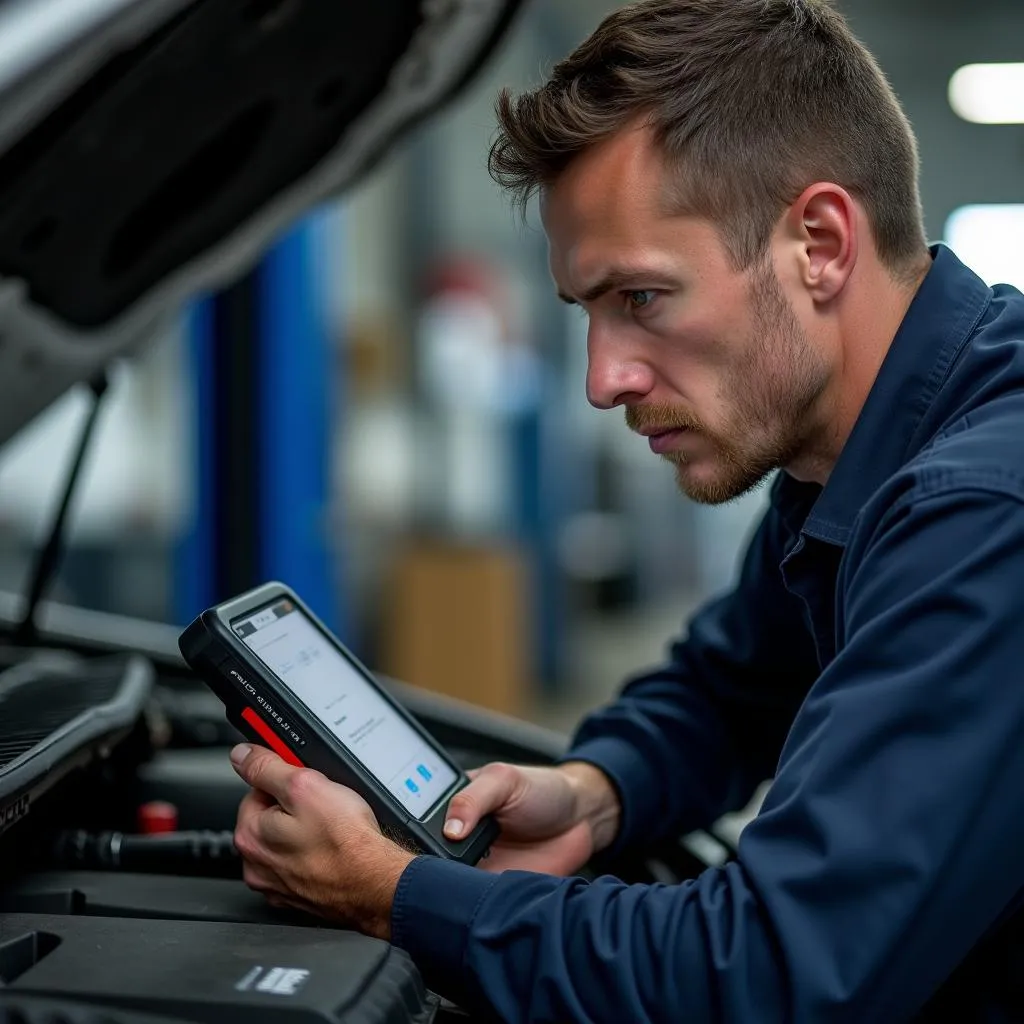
top-left (626, 290), bottom-right (658, 312)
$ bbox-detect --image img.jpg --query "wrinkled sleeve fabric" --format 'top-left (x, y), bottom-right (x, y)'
top-left (392, 482), bottom-right (1024, 1023)
top-left (565, 488), bottom-right (820, 855)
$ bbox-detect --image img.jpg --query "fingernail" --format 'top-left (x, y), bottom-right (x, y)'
top-left (230, 744), bottom-right (252, 767)
top-left (445, 818), bottom-right (464, 838)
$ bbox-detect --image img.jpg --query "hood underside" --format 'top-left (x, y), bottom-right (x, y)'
top-left (0, 0), bottom-right (523, 445)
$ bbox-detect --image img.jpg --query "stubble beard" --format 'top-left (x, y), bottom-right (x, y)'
top-left (629, 264), bottom-right (828, 505)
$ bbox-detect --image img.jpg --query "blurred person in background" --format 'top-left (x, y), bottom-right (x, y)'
top-left (227, 1), bottom-right (1024, 1020)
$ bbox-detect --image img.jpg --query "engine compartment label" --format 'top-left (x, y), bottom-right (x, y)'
top-left (0, 794), bottom-right (30, 835)
top-left (235, 965), bottom-right (310, 996)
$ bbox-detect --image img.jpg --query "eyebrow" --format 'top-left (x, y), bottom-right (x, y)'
top-left (556, 268), bottom-right (677, 305)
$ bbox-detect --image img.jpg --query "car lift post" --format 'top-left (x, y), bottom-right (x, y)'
top-left (175, 214), bottom-right (344, 639)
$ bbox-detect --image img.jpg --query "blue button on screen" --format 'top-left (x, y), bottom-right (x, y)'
top-left (405, 778), bottom-right (420, 794)
top-left (416, 764), bottom-right (432, 781)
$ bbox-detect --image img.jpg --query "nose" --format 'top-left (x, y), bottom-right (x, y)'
top-left (585, 322), bottom-right (655, 410)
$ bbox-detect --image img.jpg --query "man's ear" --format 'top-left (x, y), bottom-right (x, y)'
top-left (784, 183), bottom-right (858, 303)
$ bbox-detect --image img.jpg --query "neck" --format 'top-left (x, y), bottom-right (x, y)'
top-left (787, 256), bottom-right (930, 486)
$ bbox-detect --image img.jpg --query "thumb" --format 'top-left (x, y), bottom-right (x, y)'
top-left (230, 743), bottom-right (302, 812)
top-left (443, 763), bottom-right (519, 840)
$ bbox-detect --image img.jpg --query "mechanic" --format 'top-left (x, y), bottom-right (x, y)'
top-left (226, 1), bottom-right (1024, 1020)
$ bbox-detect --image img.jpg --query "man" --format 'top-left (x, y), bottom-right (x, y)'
top-left (227, 1), bottom-right (1024, 1020)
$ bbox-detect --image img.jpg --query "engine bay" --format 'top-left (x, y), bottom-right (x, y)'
top-left (0, 597), bottom-right (719, 1022)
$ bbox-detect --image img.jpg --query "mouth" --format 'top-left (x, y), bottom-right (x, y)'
top-left (642, 427), bottom-right (692, 455)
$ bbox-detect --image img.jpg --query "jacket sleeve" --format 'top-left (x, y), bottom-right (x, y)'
top-left (564, 490), bottom-right (821, 854)
top-left (391, 484), bottom-right (1024, 1023)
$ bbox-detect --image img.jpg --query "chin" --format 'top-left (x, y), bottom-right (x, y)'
top-left (674, 463), bottom-right (766, 506)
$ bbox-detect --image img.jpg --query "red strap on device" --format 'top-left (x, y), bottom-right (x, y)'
top-left (241, 707), bottom-right (304, 767)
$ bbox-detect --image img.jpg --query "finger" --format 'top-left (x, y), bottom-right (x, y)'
top-left (242, 858), bottom-right (283, 894)
top-left (249, 786), bottom-right (278, 810)
top-left (237, 787), bottom-right (274, 831)
top-left (266, 892), bottom-right (321, 922)
top-left (266, 893), bottom-right (306, 913)
top-left (235, 808), bottom-right (269, 866)
top-left (443, 762), bottom-right (519, 841)
top-left (230, 744), bottom-right (304, 811)
top-left (481, 823), bottom-right (593, 876)
top-left (235, 798), bottom-right (292, 864)
top-left (234, 783), bottom-right (297, 861)
top-left (479, 845), bottom-right (577, 876)
top-left (235, 789), bottom-right (267, 851)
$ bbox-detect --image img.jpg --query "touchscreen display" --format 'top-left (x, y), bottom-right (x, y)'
top-left (232, 599), bottom-right (459, 820)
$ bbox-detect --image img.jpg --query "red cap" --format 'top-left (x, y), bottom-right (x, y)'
top-left (137, 800), bottom-right (179, 835)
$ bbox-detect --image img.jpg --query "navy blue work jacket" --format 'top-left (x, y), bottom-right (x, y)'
top-left (391, 245), bottom-right (1024, 1022)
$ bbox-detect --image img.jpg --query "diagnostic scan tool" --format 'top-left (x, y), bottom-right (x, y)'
top-left (179, 582), bottom-right (498, 864)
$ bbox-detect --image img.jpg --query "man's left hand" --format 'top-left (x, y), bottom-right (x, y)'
top-left (229, 744), bottom-right (415, 940)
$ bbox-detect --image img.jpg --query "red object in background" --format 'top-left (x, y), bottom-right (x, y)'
top-left (421, 253), bottom-right (515, 339)
top-left (137, 800), bottom-right (179, 835)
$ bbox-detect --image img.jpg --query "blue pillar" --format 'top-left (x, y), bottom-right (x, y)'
top-left (175, 211), bottom-right (345, 641)
top-left (256, 214), bottom-right (343, 637)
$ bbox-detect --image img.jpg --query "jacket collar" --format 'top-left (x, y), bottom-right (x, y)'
top-left (773, 244), bottom-right (992, 545)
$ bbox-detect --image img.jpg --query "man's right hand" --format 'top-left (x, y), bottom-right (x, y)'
top-left (442, 760), bottom-right (622, 875)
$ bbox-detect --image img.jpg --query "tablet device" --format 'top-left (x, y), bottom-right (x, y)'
top-left (179, 581), bottom-right (498, 864)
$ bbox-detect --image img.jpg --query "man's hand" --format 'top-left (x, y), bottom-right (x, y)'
top-left (443, 760), bottom-right (621, 875)
top-left (229, 744), bottom-right (414, 940)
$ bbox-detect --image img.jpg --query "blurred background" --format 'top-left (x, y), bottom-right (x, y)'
top-left (0, 0), bottom-right (1021, 732)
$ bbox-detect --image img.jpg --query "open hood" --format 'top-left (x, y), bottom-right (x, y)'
top-left (0, 0), bottom-right (524, 446)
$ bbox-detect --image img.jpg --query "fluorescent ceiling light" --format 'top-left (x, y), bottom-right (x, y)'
top-left (949, 63), bottom-right (1024, 124)
top-left (945, 205), bottom-right (1024, 291)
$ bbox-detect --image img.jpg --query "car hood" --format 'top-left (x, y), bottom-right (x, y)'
top-left (0, 0), bottom-right (524, 446)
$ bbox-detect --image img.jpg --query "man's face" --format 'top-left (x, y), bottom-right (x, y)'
top-left (542, 127), bottom-right (831, 504)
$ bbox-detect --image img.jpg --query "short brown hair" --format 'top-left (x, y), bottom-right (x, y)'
top-left (489, 0), bottom-right (928, 278)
